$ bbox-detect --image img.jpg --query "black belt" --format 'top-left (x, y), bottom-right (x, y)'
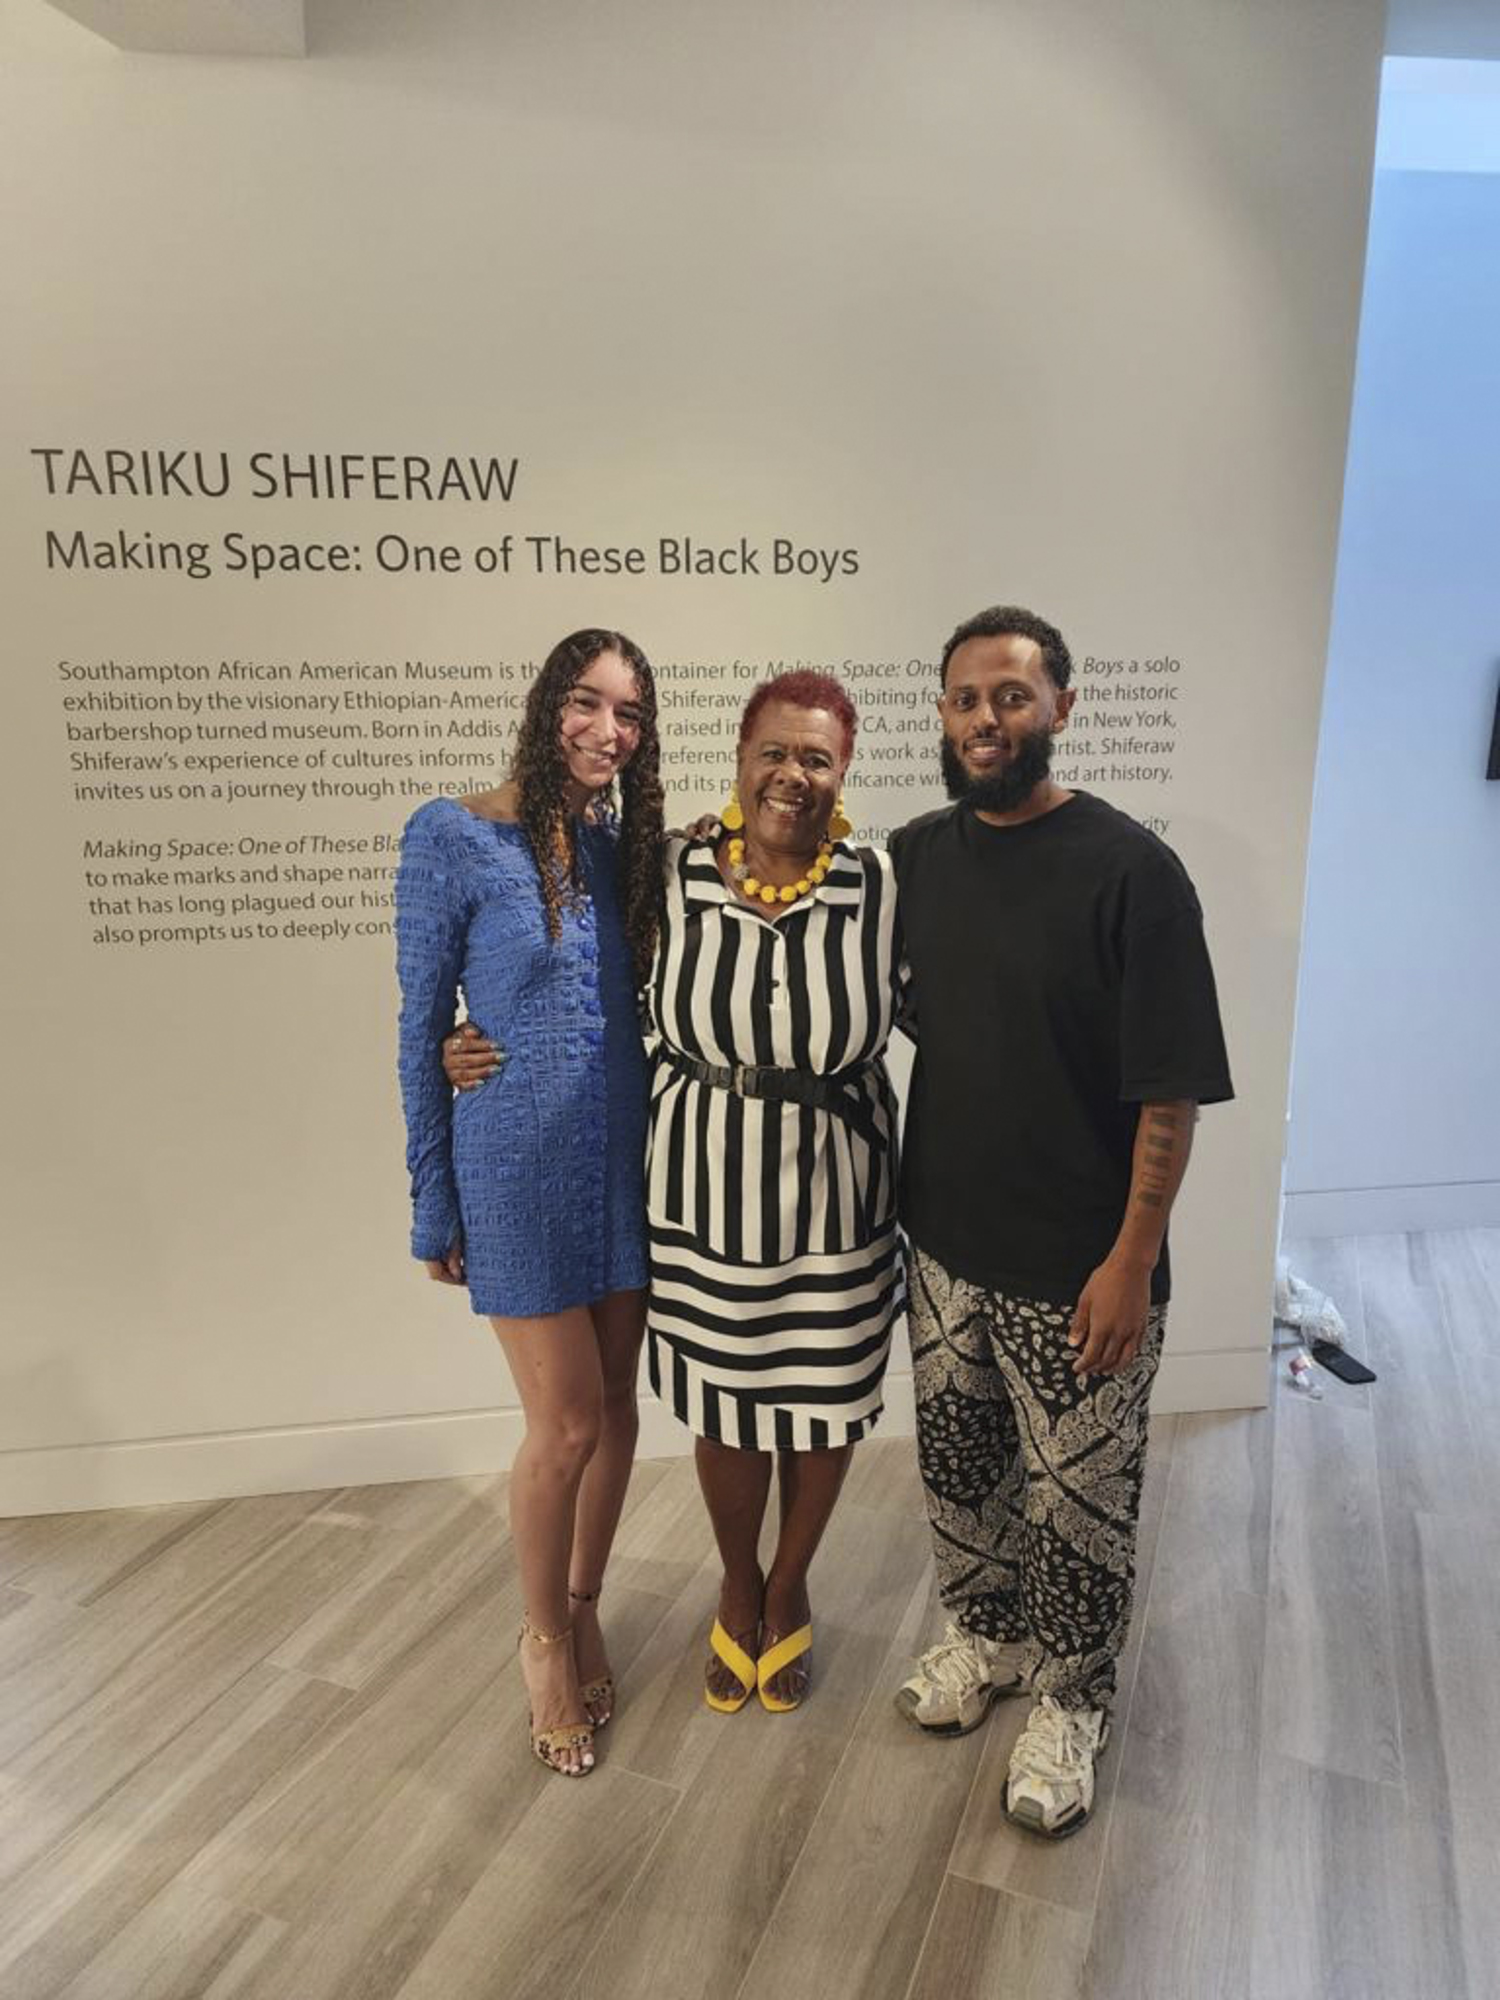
top-left (657, 1043), bottom-right (885, 1144)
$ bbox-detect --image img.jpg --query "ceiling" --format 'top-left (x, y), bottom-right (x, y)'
top-left (31, 0), bottom-right (1500, 63)
top-left (1386, 0), bottom-right (1500, 60)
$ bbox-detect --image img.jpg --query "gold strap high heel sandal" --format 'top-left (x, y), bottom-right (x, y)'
top-left (569, 1585), bottom-right (615, 1728)
top-left (518, 1616), bottom-right (595, 1776)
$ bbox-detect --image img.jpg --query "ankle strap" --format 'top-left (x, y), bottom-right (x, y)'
top-left (520, 1615), bottom-right (572, 1647)
top-left (568, 1585), bottom-right (601, 1604)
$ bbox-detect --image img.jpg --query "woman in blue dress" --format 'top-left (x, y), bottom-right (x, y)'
top-left (395, 628), bottom-right (664, 1777)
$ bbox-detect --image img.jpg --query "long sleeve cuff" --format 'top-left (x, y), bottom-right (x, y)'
top-left (411, 1180), bottom-right (461, 1262)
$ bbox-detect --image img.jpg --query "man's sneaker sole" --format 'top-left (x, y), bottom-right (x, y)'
top-left (1003, 1716), bottom-right (1111, 1840)
top-left (893, 1675), bottom-right (1025, 1738)
top-left (1003, 1791), bottom-right (1091, 1840)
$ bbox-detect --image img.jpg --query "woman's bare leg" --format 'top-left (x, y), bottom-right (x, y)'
top-left (493, 1306), bottom-right (605, 1774)
top-left (568, 1286), bottom-right (648, 1720)
top-left (760, 1443), bottom-right (855, 1703)
top-left (695, 1435), bottom-right (773, 1702)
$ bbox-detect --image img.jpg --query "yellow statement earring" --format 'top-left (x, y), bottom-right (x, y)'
top-left (828, 792), bottom-right (852, 841)
top-left (720, 784), bottom-right (745, 831)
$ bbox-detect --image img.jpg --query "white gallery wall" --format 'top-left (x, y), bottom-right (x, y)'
top-left (0, 0), bottom-right (1385, 1512)
top-left (1286, 69), bottom-right (1500, 1236)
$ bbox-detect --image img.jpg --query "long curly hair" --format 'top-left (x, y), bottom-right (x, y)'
top-left (510, 629), bottom-right (664, 984)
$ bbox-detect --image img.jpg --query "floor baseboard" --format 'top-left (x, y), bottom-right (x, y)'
top-left (1283, 1181), bottom-right (1500, 1237)
top-left (0, 1347), bottom-right (1265, 1516)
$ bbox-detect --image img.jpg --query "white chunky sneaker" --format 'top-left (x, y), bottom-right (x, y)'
top-left (1004, 1696), bottom-right (1110, 1839)
top-left (894, 1621), bottom-right (1028, 1735)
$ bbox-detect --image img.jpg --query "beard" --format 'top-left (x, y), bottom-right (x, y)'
top-left (941, 725), bottom-right (1054, 814)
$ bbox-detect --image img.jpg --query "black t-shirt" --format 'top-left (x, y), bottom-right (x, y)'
top-left (890, 793), bottom-right (1233, 1307)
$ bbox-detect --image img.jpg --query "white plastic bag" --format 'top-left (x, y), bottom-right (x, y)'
top-left (1273, 1256), bottom-right (1349, 1349)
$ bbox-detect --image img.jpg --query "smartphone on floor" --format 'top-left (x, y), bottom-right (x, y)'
top-left (1310, 1340), bottom-right (1377, 1385)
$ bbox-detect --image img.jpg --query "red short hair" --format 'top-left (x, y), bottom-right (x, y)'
top-left (737, 670), bottom-right (858, 762)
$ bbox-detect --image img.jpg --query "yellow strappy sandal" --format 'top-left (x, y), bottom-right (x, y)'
top-left (518, 1616), bottom-right (596, 1775)
top-left (704, 1618), bottom-right (759, 1713)
top-left (757, 1623), bottom-right (813, 1712)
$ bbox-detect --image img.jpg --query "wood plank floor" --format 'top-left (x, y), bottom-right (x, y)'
top-left (2, 1229), bottom-right (1497, 2000)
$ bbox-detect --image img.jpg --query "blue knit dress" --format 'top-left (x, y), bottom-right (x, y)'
top-left (394, 796), bottom-right (649, 1316)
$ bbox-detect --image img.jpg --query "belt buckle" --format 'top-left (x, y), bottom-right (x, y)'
top-left (731, 1063), bottom-right (755, 1099)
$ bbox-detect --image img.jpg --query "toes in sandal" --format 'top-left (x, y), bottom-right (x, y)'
top-left (519, 1616), bottom-right (596, 1776)
top-left (579, 1674), bottom-right (615, 1727)
top-left (705, 1617), bottom-right (758, 1714)
top-left (570, 1585), bottom-right (615, 1728)
top-left (530, 1717), bottom-right (596, 1774)
top-left (757, 1623), bottom-right (812, 1713)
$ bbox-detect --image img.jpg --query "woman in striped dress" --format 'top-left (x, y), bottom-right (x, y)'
top-left (647, 671), bottom-right (904, 1712)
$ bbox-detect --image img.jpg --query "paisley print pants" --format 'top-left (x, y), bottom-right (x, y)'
top-left (908, 1243), bottom-right (1166, 1711)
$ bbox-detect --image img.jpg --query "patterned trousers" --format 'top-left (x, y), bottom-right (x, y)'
top-left (908, 1243), bottom-right (1166, 1711)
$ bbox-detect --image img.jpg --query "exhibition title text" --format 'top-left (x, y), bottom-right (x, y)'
top-left (24, 445), bottom-right (862, 586)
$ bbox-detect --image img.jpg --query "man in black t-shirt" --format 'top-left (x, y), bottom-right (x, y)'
top-left (891, 605), bottom-right (1232, 1840)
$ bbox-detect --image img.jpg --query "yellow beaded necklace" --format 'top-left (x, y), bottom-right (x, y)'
top-left (727, 835), bottom-right (833, 907)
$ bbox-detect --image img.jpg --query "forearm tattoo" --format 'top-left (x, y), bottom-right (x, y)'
top-left (1135, 1103), bottom-right (1192, 1213)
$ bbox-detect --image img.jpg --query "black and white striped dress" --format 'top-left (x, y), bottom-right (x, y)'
top-left (646, 835), bottom-right (904, 1451)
